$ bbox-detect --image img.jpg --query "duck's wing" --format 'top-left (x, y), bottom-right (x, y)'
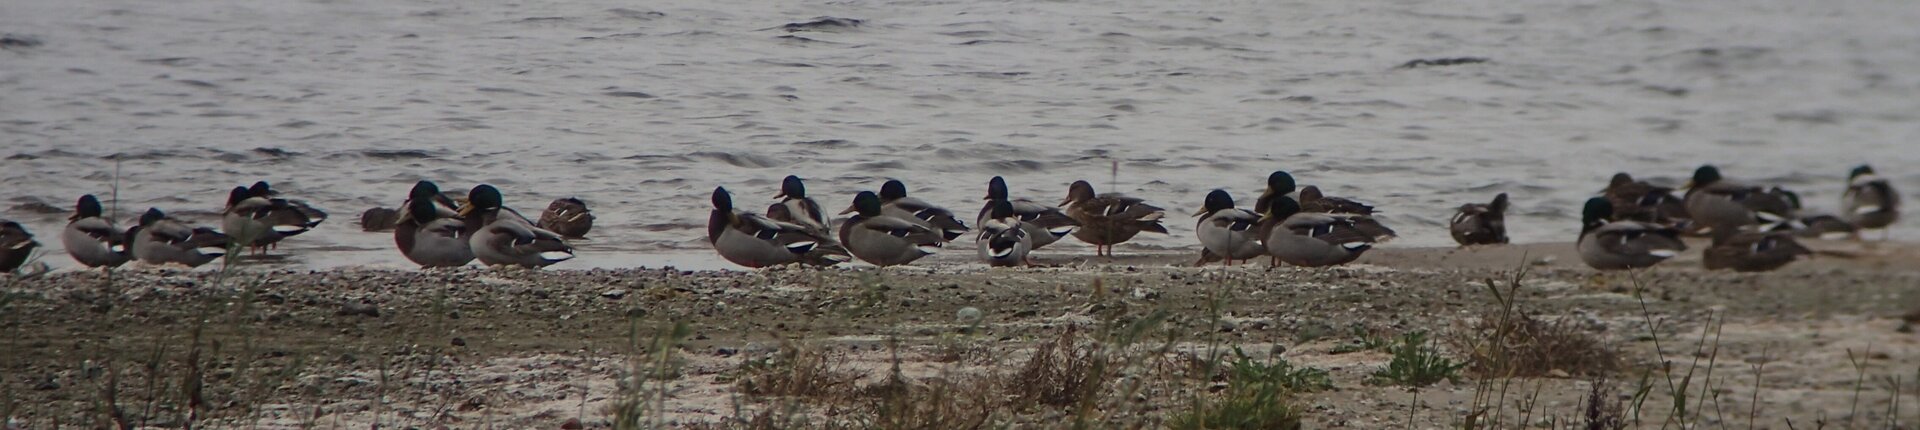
top-left (1283, 213), bottom-right (1375, 247)
top-left (1207, 208), bottom-right (1262, 232)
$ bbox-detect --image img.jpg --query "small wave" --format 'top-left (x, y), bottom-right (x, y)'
top-left (689, 151), bottom-right (785, 168)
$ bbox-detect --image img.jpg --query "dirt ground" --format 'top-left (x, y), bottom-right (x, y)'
top-left (3, 239), bottom-right (1919, 429)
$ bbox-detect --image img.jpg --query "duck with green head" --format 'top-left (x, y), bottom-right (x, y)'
top-left (62, 194), bottom-right (130, 269)
top-left (976, 200), bottom-right (1032, 267)
top-left (977, 176), bottom-right (1079, 254)
top-left (394, 180), bottom-right (473, 267)
top-left (1683, 165), bottom-right (1796, 235)
top-left (841, 191), bottom-right (945, 266)
top-left (1060, 180), bottom-right (1168, 257)
top-left (1194, 189), bottom-right (1265, 266)
top-left (876, 180), bottom-right (970, 242)
top-left (1577, 198), bottom-right (1685, 270)
top-left (1258, 194), bottom-right (1377, 267)
top-left (710, 186), bottom-right (846, 268)
top-left (1842, 165), bottom-right (1899, 235)
top-left (223, 183), bottom-right (317, 255)
top-left (457, 185), bottom-right (575, 268)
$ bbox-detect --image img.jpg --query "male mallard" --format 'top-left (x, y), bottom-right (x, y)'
top-left (1683, 165), bottom-right (1795, 235)
top-left (1259, 195), bottom-right (1376, 267)
top-left (1601, 172), bottom-right (1690, 225)
top-left (1194, 190), bottom-right (1264, 266)
top-left (396, 182), bottom-right (474, 268)
top-left (976, 200), bottom-right (1032, 267)
top-left (223, 185), bottom-right (316, 255)
top-left (1060, 180), bottom-right (1168, 256)
top-left (129, 208), bottom-right (230, 268)
top-left (1764, 187), bottom-right (1857, 239)
top-left (841, 191), bottom-right (944, 266)
top-left (0, 220), bottom-right (39, 273)
top-left (709, 187), bottom-right (845, 268)
top-left (1703, 229), bottom-right (1811, 272)
top-left (62, 194), bottom-right (130, 269)
top-left (765, 175), bottom-right (852, 266)
top-left (1843, 165), bottom-right (1900, 234)
top-left (247, 181), bottom-right (328, 230)
top-left (1449, 193), bottom-right (1510, 246)
top-left (537, 197), bottom-right (594, 239)
top-left (1253, 171), bottom-right (1297, 215)
top-left (1576, 198), bottom-right (1685, 270)
top-left (457, 185), bottom-right (575, 268)
top-left (977, 176), bottom-right (1079, 252)
top-left (877, 180), bottom-right (970, 241)
top-left (1295, 185), bottom-right (1398, 240)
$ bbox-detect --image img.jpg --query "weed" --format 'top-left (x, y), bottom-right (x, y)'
top-left (1007, 326), bottom-right (1110, 410)
top-left (1371, 331), bottom-right (1462, 388)
top-left (736, 342), bottom-right (861, 399)
top-left (1170, 348), bottom-right (1307, 430)
top-left (1456, 310), bottom-right (1619, 378)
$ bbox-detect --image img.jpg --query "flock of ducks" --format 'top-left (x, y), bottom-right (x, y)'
top-left (0, 164), bottom-right (1901, 274)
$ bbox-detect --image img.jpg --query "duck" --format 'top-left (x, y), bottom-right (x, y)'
top-left (1449, 193), bottom-right (1510, 246)
top-left (1252, 171), bottom-right (1297, 216)
top-left (840, 191), bottom-right (945, 266)
top-left (0, 220), bottom-right (39, 274)
top-left (976, 200), bottom-right (1032, 267)
top-left (129, 208), bottom-right (230, 268)
top-left (246, 181), bottom-right (328, 231)
top-left (1843, 165), bottom-right (1900, 236)
top-left (1194, 190), bottom-right (1265, 266)
top-left (1576, 198), bottom-right (1685, 270)
top-left (876, 180), bottom-right (970, 241)
top-left (1682, 165), bottom-right (1796, 235)
top-left (222, 185), bottom-right (316, 255)
top-left (1703, 229), bottom-right (1811, 272)
top-left (1059, 180), bottom-right (1168, 256)
top-left (359, 207), bottom-right (401, 232)
top-left (1259, 194), bottom-right (1377, 267)
top-left (537, 197), bottom-right (595, 239)
top-left (1601, 172), bottom-right (1690, 225)
top-left (1296, 185), bottom-right (1398, 241)
top-left (61, 194), bottom-right (130, 269)
top-left (976, 176), bottom-right (1079, 253)
top-left (1764, 187), bottom-right (1858, 240)
top-left (764, 175), bottom-right (854, 266)
top-left (396, 182), bottom-right (475, 268)
top-left (457, 185), bottom-right (575, 268)
top-left (709, 187), bottom-right (845, 268)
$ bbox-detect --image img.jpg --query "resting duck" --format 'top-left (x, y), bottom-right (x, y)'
top-left (976, 200), bottom-right (1032, 267)
top-left (537, 197), bottom-right (594, 239)
top-left (709, 187), bottom-right (845, 268)
top-left (1764, 188), bottom-right (1857, 240)
top-left (1703, 229), bottom-right (1811, 272)
top-left (223, 185), bottom-right (317, 255)
top-left (876, 180), bottom-right (970, 241)
top-left (62, 194), bottom-right (131, 269)
top-left (1060, 180), bottom-right (1168, 256)
top-left (247, 181), bottom-right (327, 231)
top-left (1296, 185), bottom-right (1397, 241)
top-left (840, 191), bottom-right (944, 266)
top-left (129, 208), bottom-right (230, 268)
top-left (1576, 198), bottom-right (1685, 270)
top-left (457, 185), bottom-right (575, 268)
top-left (977, 176), bottom-right (1079, 253)
top-left (1194, 190), bottom-right (1264, 266)
top-left (1683, 165), bottom-right (1795, 235)
top-left (1601, 172), bottom-right (1690, 225)
top-left (0, 220), bottom-right (39, 273)
top-left (1259, 195), bottom-right (1377, 267)
top-left (764, 176), bottom-right (850, 266)
top-left (1449, 193), bottom-right (1510, 246)
top-left (1253, 171), bottom-right (1297, 215)
top-left (393, 182), bottom-right (475, 268)
top-left (1843, 165), bottom-right (1900, 235)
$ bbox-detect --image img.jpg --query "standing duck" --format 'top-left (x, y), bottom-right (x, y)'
top-left (841, 191), bottom-right (945, 266)
top-left (129, 208), bottom-right (230, 268)
top-left (1843, 165), bottom-right (1900, 237)
top-left (1683, 165), bottom-right (1795, 235)
top-left (1253, 171), bottom-right (1297, 215)
top-left (0, 220), bottom-right (39, 274)
top-left (976, 176), bottom-right (1079, 253)
top-left (223, 185), bottom-right (316, 255)
top-left (62, 194), bottom-right (130, 269)
top-left (537, 197), bottom-right (595, 239)
top-left (709, 187), bottom-right (845, 268)
top-left (1449, 193), bottom-right (1510, 246)
top-left (1601, 173), bottom-right (1690, 225)
top-left (247, 181), bottom-right (328, 232)
top-left (1194, 190), bottom-right (1265, 266)
top-left (1259, 195), bottom-right (1377, 267)
top-left (1703, 229), bottom-right (1811, 272)
top-left (1060, 180), bottom-right (1168, 256)
top-left (876, 180), bottom-right (970, 242)
top-left (1576, 198), bottom-right (1685, 270)
top-left (457, 185), bottom-right (575, 268)
top-left (976, 200), bottom-right (1032, 267)
top-left (396, 182), bottom-right (475, 268)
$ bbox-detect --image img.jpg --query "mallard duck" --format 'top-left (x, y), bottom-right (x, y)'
top-left (1683, 165), bottom-right (1795, 235)
top-left (1703, 229), bottom-right (1811, 272)
top-left (1576, 198), bottom-right (1685, 270)
top-left (709, 187), bottom-right (845, 268)
top-left (247, 181), bottom-right (327, 231)
top-left (977, 176), bottom-right (1079, 252)
top-left (129, 208), bottom-right (230, 268)
top-left (1843, 165), bottom-right (1899, 234)
top-left (1194, 190), bottom-right (1264, 266)
top-left (537, 198), bottom-right (594, 239)
top-left (359, 207), bottom-right (400, 232)
top-left (1259, 195), bottom-right (1376, 267)
top-left (764, 176), bottom-right (849, 267)
top-left (457, 185), bottom-right (575, 268)
top-left (976, 200), bottom-right (1032, 267)
top-left (1601, 172), bottom-right (1690, 225)
top-left (61, 194), bottom-right (130, 269)
top-left (223, 185), bottom-right (316, 255)
top-left (1060, 180), bottom-right (1168, 256)
top-left (0, 220), bottom-right (39, 273)
top-left (1763, 187), bottom-right (1857, 239)
top-left (1449, 193), bottom-right (1510, 246)
top-left (876, 180), bottom-right (970, 241)
top-left (396, 182), bottom-right (474, 268)
top-left (840, 191), bottom-right (944, 266)
top-left (1252, 171), bottom-right (1297, 215)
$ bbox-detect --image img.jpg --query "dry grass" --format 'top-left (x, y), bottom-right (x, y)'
top-left (1456, 310), bottom-right (1620, 379)
top-left (735, 342), bottom-right (862, 399)
top-left (1006, 326), bottom-right (1111, 411)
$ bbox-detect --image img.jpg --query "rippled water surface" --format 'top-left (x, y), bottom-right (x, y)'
top-left (4, 0), bottom-right (1917, 269)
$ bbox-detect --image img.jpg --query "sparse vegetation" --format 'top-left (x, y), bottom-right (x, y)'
top-left (1456, 310), bottom-right (1620, 378)
top-left (1171, 349), bottom-right (1311, 430)
top-left (1370, 331), bottom-right (1463, 387)
top-left (736, 342), bottom-right (861, 399)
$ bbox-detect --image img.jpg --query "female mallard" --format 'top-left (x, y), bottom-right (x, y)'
top-left (1683, 165), bottom-right (1795, 235)
top-left (1843, 165), bottom-right (1899, 234)
top-left (877, 180), bottom-right (970, 241)
top-left (1449, 193), bottom-right (1510, 246)
top-left (1259, 195), bottom-right (1376, 267)
top-left (977, 176), bottom-right (1079, 252)
top-left (1195, 190), bottom-right (1264, 266)
top-left (841, 191), bottom-right (945, 266)
top-left (247, 181), bottom-right (328, 230)
top-left (457, 185), bottom-right (575, 268)
top-left (223, 185), bottom-right (316, 255)
top-left (129, 208), bottom-right (230, 268)
top-left (1602, 172), bottom-right (1689, 224)
top-left (709, 187), bottom-right (845, 268)
top-left (397, 182), bottom-right (475, 268)
top-left (62, 194), bottom-right (131, 269)
top-left (537, 197), bottom-right (594, 239)
top-left (1576, 198), bottom-right (1685, 270)
top-left (976, 200), bottom-right (1032, 267)
top-left (0, 220), bottom-right (39, 273)
top-left (1703, 229), bottom-right (1811, 272)
top-left (1060, 180), bottom-right (1168, 256)
top-left (1296, 185), bottom-right (1397, 240)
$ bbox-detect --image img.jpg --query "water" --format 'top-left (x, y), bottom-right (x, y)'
top-left (4, 0), bottom-right (1917, 270)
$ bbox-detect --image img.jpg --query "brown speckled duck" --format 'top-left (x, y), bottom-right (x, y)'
top-left (1449, 193), bottom-right (1509, 246)
top-left (1059, 180), bottom-right (1168, 257)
